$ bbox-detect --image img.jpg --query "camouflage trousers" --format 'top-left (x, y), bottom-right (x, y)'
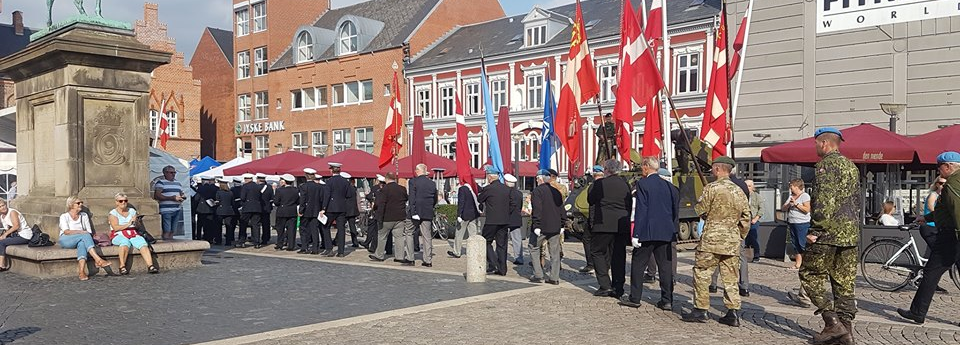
top-left (799, 243), bottom-right (858, 321)
top-left (692, 251), bottom-right (740, 310)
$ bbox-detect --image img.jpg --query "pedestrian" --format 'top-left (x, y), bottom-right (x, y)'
top-left (369, 173), bottom-right (408, 263)
top-left (745, 180), bottom-right (764, 262)
top-left (298, 168), bottom-right (323, 254)
top-left (215, 178), bottom-right (237, 247)
top-left (620, 157), bottom-right (679, 310)
top-left (782, 179), bottom-right (811, 269)
top-left (257, 173), bottom-right (274, 247)
top-left (273, 174), bottom-right (299, 251)
top-left (682, 156), bottom-right (750, 327)
top-left (153, 165), bottom-right (186, 240)
top-left (107, 193), bottom-right (158, 275)
top-left (324, 162), bottom-right (354, 257)
top-left (231, 176), bottom-right (243, 245)
top-left (798, 128), bottom-right (861, 345)
top-left (406, 164), bottom-right (437, 267)
top-left (710, 171), bottom-right (753, 297)
top-left (878, 201), bottom-right (899, 226)
top-left (58, 196), bottom-right (111, 281)
top-left (577, 166), bottom-right (604, 274)
top-left (479, 166), bottom-right (512, 276)
top-left (194, 176), bottom-right (218, 244)
top-left (917, 177), bottom-right (949, 293)
top-left (505, 174), bottom-right (524, 266)
top-left (238, 173), bottom-right (263, 248)
top-left (363, 174), bottom-right (386, 251)
top-left (529, 169), bottom-right (566, 285)
top-left (316, 172), bottom-right (332, 253)
top-left (342, 172), bottom-right (361, 248)
top-left (587, 159), bottom-right (632, 299)
top-left (897, 152), bottom-right (960, 327)
top-left (449, 179), bottom-right (480, 259)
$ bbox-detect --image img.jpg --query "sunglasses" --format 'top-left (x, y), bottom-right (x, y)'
top-left (74, 201), bottom-right (84, 205)
top-left (164, 171), bottom-right (176, 174)
top-left (116, 199), bottom-right (128, 203)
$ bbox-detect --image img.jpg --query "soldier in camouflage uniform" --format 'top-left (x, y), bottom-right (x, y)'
top-left (801, 128), bottom-right (861, 345)
top-left (595, 114), bottom-right (617, 165)
top-left (682, 156), bottom-right (751, 327)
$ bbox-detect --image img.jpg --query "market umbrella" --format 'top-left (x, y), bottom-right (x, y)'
top-left (760, 123), bottom-right (919, 165)
top-left (284, 149), bottom-right (381, 178)
top-left (223, 151), bottom-right (316, 175)
top-left (909, 124), bottom-right (960, 164)
top-left (397, 152), bottom-right (484, 179)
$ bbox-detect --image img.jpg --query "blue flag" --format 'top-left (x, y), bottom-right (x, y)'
top-left (480, 57), bottom-right (504, 179)
top-left (539, 76), bottom-right (559, 170)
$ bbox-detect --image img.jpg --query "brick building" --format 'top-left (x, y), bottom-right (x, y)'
top-left (404, 0), bottom-right (720, 177)
top-left (0, 10), bottom-right (30, 109)
top-left (134, 3), bottom-right (202, 159)
top-left (233, 0), bottom-right (504, 160)
top-left (191, 27), bottom-right (235, 160)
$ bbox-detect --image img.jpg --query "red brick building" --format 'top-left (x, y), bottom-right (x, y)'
top-left (404, 0), bottom-right (721, 177)
top-left (233, 0), bottom-right (504, 160)
top-left (134, 3), bottom-right (202, 159)
top-left (191, 27), bottom-right (235, 160)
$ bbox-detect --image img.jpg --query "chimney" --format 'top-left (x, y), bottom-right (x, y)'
top-left (13, 11), bottom-right (23, 36)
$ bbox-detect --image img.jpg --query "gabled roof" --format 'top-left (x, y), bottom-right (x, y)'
top-left (206, 27), bottom-right (234, 66)
top-left (271, 0), bottom-right (439, 70)
top-left (409, 0), bottom-right (721, 69)
top-left (0, 23), bottom-right (35, 60)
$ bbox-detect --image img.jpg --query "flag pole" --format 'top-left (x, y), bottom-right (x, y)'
top-left (660, 0), bottom-right (673, 172)
top-left (729, 0), bottom-right (754, 156)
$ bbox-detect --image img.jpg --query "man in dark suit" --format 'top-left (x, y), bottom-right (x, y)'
top-left (407, 163), bottom-right (438, 267)
top-left (370, 173), bottom-right (408, 262)
top-left (298, 168), bottom-right (322, 254)
top-left (587, 159), bottom-right (633, 298)
top-left (324, 162), bottom-right (355, 257)
top-left (195, 176), bottom-right (219, 244)
top-left (216, 178), bottom-right (238, 246)
top-left (316, 173), bottom-right (332, 253)
top-left (363, 175), bottom-right (386, 251)
top-left (257, 173), bottom-right (274, 247)
top-left (343, 172), bottom-right (361, 248)
top-left (230, 177), bottom-right (243, 246)
top-left (273, 174), bottom-right (300, 251)
top-left (449, 180), bottom-right (480, 258)
top-left (530, 169), bottom-right (567, 284)
top-left (620, 157), bottom-right (680, 310)
top-left (238, 173), bottom-right (263, 248)
top-left (479, 166), bottom-right (514, 275)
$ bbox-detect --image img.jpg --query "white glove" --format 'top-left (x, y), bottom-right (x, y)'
top-left (561, 228), bottom-right (565, 235)
top-left (412, 214), bottom-right (421, 220)
top-left (631, 238), bottom-right (641, 248)
top-left (457, 217), bottom-right (463, 223)
top-left (534, 228), bottom-right (542, 236)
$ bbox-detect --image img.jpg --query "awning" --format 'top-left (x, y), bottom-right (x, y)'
top-left (909, 124), bottom-right (960, 165)
top-left (761, 123), bottom-right (918, 165)
top-left (223, 151), bottom-right (317, 175)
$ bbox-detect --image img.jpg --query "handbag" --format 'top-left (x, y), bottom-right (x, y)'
top-left (134, 215), bottom-right (157, 244)
top-left (27, 224), bottom-right (54, 247)
top-left (93, 232), bottom-right (112, 247)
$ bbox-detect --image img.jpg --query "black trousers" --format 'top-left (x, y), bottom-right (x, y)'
top-left (910, 228), bottom-right (960, 317)
top-left (483, 224), bottom-right (509, 274)
top-left (221, 215), bottom-right (236, 244)
top-left (327, 212), bottom-right (347, 254)
top-left (582, 221), bottom-right (595, 268)
top-left (240, 213), bottom-right (262, 245)
top-left (276, 216), bottom-right (296, 249)
top-left (592, 231), bottom-right (628, 292)
top-left (198, 213), bottom-right (218, 243)
top-left (629, 241), bottom-right (675, 304)
top-left (260, 212), bottom-right (272, 245)
top-left (300, 218), bottom-right (320, 252)
top-left (347, 216), bottom-right (359, 246)
top-left (365, 218), bottom-right (380, 251)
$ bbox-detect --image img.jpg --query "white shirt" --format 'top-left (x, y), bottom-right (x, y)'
top-left (878, 214), bottom-right (900, 226)
top-left (2, 209), bottom-right (32, 240)
top-left (59, 212), bottom-right (93, 236)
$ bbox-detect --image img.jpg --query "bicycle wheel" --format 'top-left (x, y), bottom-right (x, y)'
top-left (951, 263), bottom-right (960, 292)
top-left (861, 239), bottom-right (917, 292)
top-left (433, 215), bottom-right (449, 240)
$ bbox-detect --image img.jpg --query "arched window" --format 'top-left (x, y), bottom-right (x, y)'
top-left (296, 32), bottom-right (313, 63)
top-left (338, 21), bottom-right (358, 55)
top-left (148, 109), bottom-right (159, 133)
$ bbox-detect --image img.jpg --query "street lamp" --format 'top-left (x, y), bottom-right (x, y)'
top-left (880, 103), bottom-right (906, 133)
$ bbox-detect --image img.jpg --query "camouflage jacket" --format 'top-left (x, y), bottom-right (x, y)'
top-left (695, 177), bottom-right (750, 256)
top-left (933, 172), bottom-right (960, 233)
top-left (810, 150), bottom-right (861, 247)
top-left (596, 122), bottom-right (616, 141)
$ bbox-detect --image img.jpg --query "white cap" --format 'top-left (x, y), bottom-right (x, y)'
top-left (340, 172), bottom-right (352, 179)
top-left (281, 174), bottom-right (295, 182)
top-left (504, 174), bottom-right (517, 183)
top-left (255, 173), bottom-right (267, 179)
top-left (218, 177), bottom-right (231, 183)
top-left (303, 168), bottom-right (317, 175)
top-left (328, 162), bottom-right (342, 168)
top-left (233, 176), bottom-right (243, 182)
top-left (314, 174), bottom-right (324, 180)
top-left (242, 173), bottom-right (254, 179)
top-left (376, 174), bottom-right (385, 182)
top-left (201, 176), bottom-right (214, 181)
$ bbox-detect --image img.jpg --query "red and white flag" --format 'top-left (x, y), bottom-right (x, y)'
top-left (555, 0), bottom-right (599, 170)
top-left (454, 92), bottom-right (478, 192)
top-left (728, 0), bottom-right (753, 80)
top-left (157, 115), bottom-right (170, 149)
top-left (700, 9), bottom-right (730, 159)
top-left (643, 0), bottom-right (663, 52)
top-left (378, 72), bottom-right (404, 169)
top-left (613, 0), bottom-right (665, 160)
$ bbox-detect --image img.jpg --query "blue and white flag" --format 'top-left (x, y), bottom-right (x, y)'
top-left (539, 76), bottom-right (559, 170)
top-left (480, 56), bottom-right (504, 179)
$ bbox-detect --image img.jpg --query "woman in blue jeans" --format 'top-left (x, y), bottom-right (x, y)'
top-left (781, 179), bottom-right (811, 270)
top-left (108, 193), bottom-right (158, 275)
top-left (0, 199), bottom-right (32, 271)
top-left (58, 195), bottom-right (111, 281)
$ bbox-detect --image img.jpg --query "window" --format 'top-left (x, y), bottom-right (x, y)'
top-left (439, 85), bottom-right (455, 117)
top-left (317, 86), bottom-right (328, 107)
top-left (676, 52), bottom-right (701, 94)
top-left (235, 9), bottom-right (249, 37)
top-left (361, 80), bottom-right (373, 102)
top-left (491, 79), bottom-right (507, 112)
top-left (338, 21), bottom-right (358, 55)
top-left (237, 51), bottom-right (250, 79)
top-left (255, 135), bottom-right (269, 159)
top-left (469, 140), bottom-right (481, 168)
top-left (440, 141), bottom-right (456, 160)
top-left (291, 90), bottom-right (304, 110)
top-left (238, 94), bottom-right (251, 121)
top-left (384, 84), bottom-right (392, 97)
top-left (355, 127), bottom-right (374, 153)
top-left (345, 82), bottom-right (359, 104)
top-left (304, 88), bottom-right (317, 108)
top-left (530, 136), bottom-right (540, 161)
top-left (599, 64), bottom-right (618, 102)
top-left (296, 32), bottom-right (313, 63)
top-left (149, 110), bottom-right (159, 134)
top-left (254, 91), bottom-right (268, 119)
top-left (252, 2), bottom-right (267, 32)
top-left (333, 129), bottom-right (352, 153)
top-left (332, 84), bottom-right (344, 105)
top-left (465, 82), bottom-right (481, 115)
top-left (525, 25), bottom-right (547, 47)
top-left (253, 47), bottom-right (268, 76)
top-left (416, 88), bottom-right (431, 118)
top-left (526, 73), bottom-right (544, 109)
top-left (291, 132), bottom-right (307, 153)
top-left (165, 111), bottom-right (178, 137)
top-left (311, 131), bottom-right (328, 157)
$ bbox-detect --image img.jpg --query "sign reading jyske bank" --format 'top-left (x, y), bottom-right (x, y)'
top-left (818, 0), bottom-right (960, 33)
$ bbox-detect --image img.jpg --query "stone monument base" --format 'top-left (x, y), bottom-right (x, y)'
top-left (4, 240), bottom-right (210, 278)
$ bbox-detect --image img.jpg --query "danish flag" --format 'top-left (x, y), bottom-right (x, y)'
top-left (555, 0), bottom-right (599, 170)
top-left (378, 72), bottom-right (404, 168)
top-left (700, 10), bottom-right (731, 159)
top-left (613, 0), bottom-right (664, 159)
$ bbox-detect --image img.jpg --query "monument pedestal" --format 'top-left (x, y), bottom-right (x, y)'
top-left (0, 23), bottom-right (171, 240)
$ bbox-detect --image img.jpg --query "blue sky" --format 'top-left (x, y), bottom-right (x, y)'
top-left (0, 0), bottom-right (576, 61)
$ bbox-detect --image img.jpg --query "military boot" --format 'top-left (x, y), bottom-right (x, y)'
top-left (681, 308), bottom-right (709, 323)
top-left (718, 309), bottom-right (741, 327)
top-left (835, 320), bottom-right (854, 345)
top-left (812, 311), bottom-right (848, 344)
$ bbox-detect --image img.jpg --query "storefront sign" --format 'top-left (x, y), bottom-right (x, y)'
top-left (818, 0), bottom-right (960, 33)
top-left (236, 121), bottom-right (285, 135)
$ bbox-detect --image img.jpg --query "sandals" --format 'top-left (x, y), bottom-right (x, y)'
top-left (95, 260), bottom-right (112, 268)
top-left (79, 272), bottom-right (89, 281)
top-left (119, 267), bottom-right (129, 275)
top-left (148, 265), bottom-right (159, 274)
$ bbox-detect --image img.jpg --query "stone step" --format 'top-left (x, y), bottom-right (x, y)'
top-left (4, 240), bottom-right (210, 278)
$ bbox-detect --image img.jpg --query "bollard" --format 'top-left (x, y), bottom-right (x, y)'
top-left (465, 235), bottom-right (487, 283)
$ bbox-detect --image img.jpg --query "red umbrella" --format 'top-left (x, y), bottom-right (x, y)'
top-left (761, 123), bottom-right (918, 165)
top-left (496, 106), bottom-right (513, 175)
top-left (910, 124), bottom-right (960, 164)
top-left (398, 152), bottom-right (484, 179)
top-left (223, 151), bottom-right (316, 175)
top-left (283, 149), bottom-right (381, 178)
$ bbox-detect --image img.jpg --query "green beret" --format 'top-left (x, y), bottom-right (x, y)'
top-left (713, 156), bottom-right (736, 166)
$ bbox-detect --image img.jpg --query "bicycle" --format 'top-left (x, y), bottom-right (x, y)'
top-left (432, 213), bottom-right (450, 241)
top-left (860, 223), bottom-right (960, 292)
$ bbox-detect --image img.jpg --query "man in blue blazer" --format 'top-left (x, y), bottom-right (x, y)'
top-left (620, 157), bottom-right (679, 310)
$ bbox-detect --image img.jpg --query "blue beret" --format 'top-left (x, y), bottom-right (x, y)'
top-left (657, 168), bottom-right (671, 177)
top-left (592, 165), bottom-right (603, 173)
top-left (814, 127), bottom-right (844, 141)
top-left (937, 151), bottom-right (960, 164)
top-left (547, 169), bottom-right (559, 176)
top-left (537, 169), bottom-right (551, 176)
top-left (484, 165), bottom-right (499, 174)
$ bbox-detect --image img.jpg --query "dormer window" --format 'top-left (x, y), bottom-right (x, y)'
top-left (526, 25), bottom-right (547, 47)
top-left (296, 32), bottom-right (313, 63)
top-left (339, 21), bottom-right (358, 55)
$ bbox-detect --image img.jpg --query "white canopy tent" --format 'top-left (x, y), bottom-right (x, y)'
top-left (193, 156), bottom-right (251, 179)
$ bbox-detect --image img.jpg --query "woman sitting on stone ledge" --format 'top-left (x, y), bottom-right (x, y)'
top-left (58, 195), bottom-right (111, 281)
top-left (0, 199), bottom-right (32, 271)
top-left (107, 193), bottom-right (158, 275)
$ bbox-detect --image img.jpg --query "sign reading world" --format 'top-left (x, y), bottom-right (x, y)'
top-left (818, 0), bottom-right (960, 33)
top-left (236, 121), bottom-right (285, 135)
